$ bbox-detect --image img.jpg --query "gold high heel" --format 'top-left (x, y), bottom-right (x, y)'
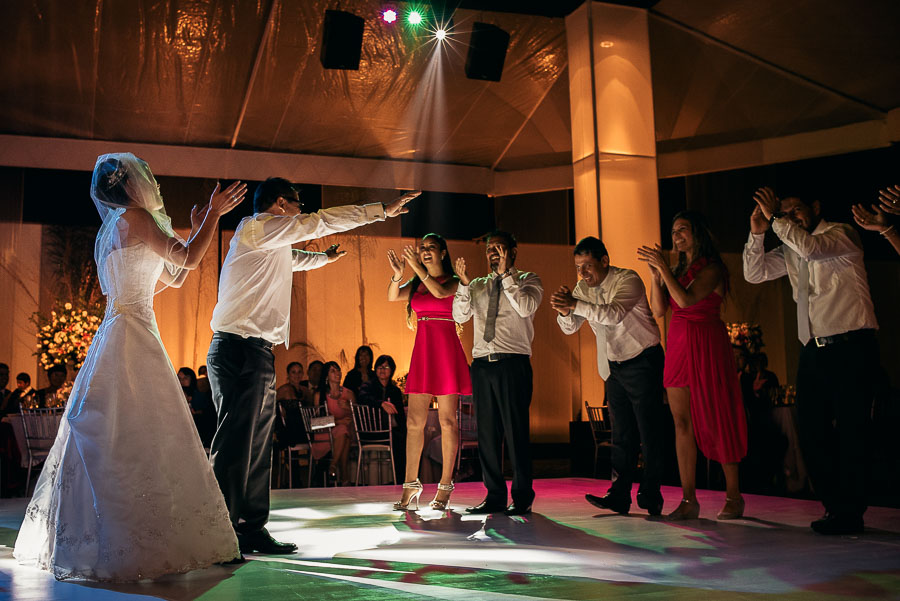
top-left (430, 481), bottom-right (455, 511)
top-left (393, 479), bottom-right (424, 511)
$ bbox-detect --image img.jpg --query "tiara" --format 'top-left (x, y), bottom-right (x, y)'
top-left (105, 163), bottom-right (126, 189)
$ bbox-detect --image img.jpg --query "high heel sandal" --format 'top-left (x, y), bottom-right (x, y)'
top-left (716, 496), bottom-right (745, 520)
top-left (393, 479), bottom-right (424, 511)
top-left (430, 481), bottom-right (455, 511)
top-left (666, 498), bottom-right (700, 521)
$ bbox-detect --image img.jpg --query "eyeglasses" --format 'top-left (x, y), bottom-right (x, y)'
top-left (280, 195), bottom-right (303, 207)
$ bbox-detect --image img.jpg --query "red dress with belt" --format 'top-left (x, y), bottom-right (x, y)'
top-left (663, 258), bottom-right (748, 463)
top-left (404, 279), bottom-right (472, 396)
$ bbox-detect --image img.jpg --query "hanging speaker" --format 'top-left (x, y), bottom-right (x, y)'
top-left (465, 22), bottom-right (510, 82)
top-left (320, 10), bottom-right (364, 70)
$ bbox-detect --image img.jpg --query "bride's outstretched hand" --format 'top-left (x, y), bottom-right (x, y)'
top-left (209, 181), bottom-right (247, 217)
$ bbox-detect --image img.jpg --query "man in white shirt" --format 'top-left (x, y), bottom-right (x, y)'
top-left (453, 231), bottom-right (543, 516)
top-left (743, 186), bottom-right (879, 535)
top-left (551, 237), bottom-right (666, 516)
top-left (208, 178), bottom-right (417, 555)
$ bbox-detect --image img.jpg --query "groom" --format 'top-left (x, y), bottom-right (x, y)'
top-left (207, 178), bottom-right (418, 555)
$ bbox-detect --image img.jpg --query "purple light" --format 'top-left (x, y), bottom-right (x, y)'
top-left (382, 9), bottom-right (397, 23)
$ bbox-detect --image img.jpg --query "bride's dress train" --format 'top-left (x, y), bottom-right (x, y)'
top-left (14, 242), bottom-right (238, 581)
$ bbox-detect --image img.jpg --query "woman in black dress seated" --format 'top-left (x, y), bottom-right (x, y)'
top-left (358, 354), bottom-right (406, 483)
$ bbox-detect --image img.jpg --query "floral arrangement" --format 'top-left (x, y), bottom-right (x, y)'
top-left (32, 301), bottom-right (103, 371)
top-left (727, 322), bottom-right (764, 357)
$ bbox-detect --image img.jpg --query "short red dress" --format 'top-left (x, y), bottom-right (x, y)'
top-left (404, 278), bottom-right (472, 396)
top-left (663, 258), bottom-right (747, 464)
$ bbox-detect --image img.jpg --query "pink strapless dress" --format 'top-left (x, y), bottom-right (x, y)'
top-left (663, 258), bottom-right (747, 463)
top-left (405, 280), bottom-right (472, 396)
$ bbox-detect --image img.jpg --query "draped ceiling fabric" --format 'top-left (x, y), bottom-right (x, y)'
top-left (0, 0), bottom-right (897, 181)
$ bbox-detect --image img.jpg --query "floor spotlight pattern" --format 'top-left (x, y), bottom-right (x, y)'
top-left (2, 478), bottom-right (899, 600)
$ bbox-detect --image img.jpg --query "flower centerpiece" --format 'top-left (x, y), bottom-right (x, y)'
top-left (727, 322), bottom-right (764, 357)
top-left (32, 301), bottom-right (103, 373)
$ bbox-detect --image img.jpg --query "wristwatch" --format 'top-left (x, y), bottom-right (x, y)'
top-left (768, 211), bottom-right (786, 224)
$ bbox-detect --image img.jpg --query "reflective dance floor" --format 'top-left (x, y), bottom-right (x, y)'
top-left (2, 478), bottom-right (899, 600)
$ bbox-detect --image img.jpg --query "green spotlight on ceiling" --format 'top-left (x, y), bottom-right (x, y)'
top-left (407, 9), bottom-right (423, 25)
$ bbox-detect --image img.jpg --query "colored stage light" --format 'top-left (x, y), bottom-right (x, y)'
top-left (435, 28), bottom-right (447, 41)
top-left (408, 10), bottom-right (422, 25)
top-left (382, 9), bottom-right (397, 24)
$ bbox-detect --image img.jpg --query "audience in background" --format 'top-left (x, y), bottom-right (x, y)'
top-left (358, 354), bottom-right (407, 483)
top-left (0, 364), bottom-right (9, 406)
top-left (179, 367), bottom-right (216, 448)
top-left (318, 361), bottom-right (355, 485)
top-left (36, 364), bottom-right (67, 407)
top-left (1, 374), bottom-right (36, 418)
top-left (343, 345), bottom-right (375, 398)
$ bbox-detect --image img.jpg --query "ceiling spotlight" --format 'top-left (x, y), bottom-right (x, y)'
top-left (435, 28), bottom-right (447, 41)
top-left (408, 10), bottom-right (422, 25)
top-left (382, 9), bottom-right (397, 24)
top-left (600, 40), bottom-right (614, 48)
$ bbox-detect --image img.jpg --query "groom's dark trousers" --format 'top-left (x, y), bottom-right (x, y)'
top-left (207, 331), bottom-right (276, 534)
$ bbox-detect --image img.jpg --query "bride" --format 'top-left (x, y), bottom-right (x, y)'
top-left (14, 153), bottom-right (246, 581)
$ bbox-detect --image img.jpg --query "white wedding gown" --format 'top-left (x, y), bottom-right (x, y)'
top-left (14, 241), bottom-right (239, 581)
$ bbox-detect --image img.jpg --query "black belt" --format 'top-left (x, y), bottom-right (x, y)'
top-left (213, 331), bottom-right (275, 350)
top-left (810, 328), bottom-right (874, 348)
top-left (610, 344), bottom-right (662, 366)
top-left (475, 352), bottom-right (527, 363)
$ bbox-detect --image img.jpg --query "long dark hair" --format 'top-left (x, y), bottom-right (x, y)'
top-left (406, 233), bottom-right (455, 327)
top-left (671, 210), bottom-right (729, 293)
top-left (178, 367), bottom-right (198, 393)
top-left (317, 361), bottom-right (341, 405)
top-left (352, 345), bottom-right (373, 371)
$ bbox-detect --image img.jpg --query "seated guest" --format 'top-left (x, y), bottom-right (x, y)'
top-left (306, 360), bottom-right (324, 404)
top-left (277, 361), bottom-right (314, 407)
top-left (274, 362), bottom-right (313, 452)
top-left (196, 364), bottom-right (211, 396)
top-left (36, 364), bottom-right (67, 407)
top-left (318, 361), bottom-right (355, 485)
top-left (358, 354), bottom-right (407, 483)
top-left (343, 345), bottom-right (376, 398)
top-left (1, 373), bottom-right (36, 417)
top-left (179, 367), bottom-right (216, 448)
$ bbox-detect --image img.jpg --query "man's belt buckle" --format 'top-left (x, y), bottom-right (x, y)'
top-left (487, 353), bottom-right (498, 362)
top-left (814, 336), bottom-right (829, 348)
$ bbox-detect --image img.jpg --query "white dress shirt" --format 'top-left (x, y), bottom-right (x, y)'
top-left (211, 203), bottom-right (385, 345)
top-left (453, 267), bottom-right (543, 358)
top-left (743, 218), bottom-right (878, 341)
top-left (557, 266), bottom-right (660, 377)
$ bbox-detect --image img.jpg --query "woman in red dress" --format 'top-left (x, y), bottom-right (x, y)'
top-left (387, 233), bottom-right (472, 511)
top-left (638, 211), bottom-right (748, 521)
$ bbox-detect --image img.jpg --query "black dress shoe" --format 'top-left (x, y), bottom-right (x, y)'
top-left (238, 529), bottom-right (298, 554)
top-left (636, 492), bottom-right (664, 516)
top-left (585, 492), bottom-right (630, 515)
top-left (466, 500), bottom-right (507, 514)
top-left (810, 512), bottom-right (864, 535)
top-left (504, 503), bottom-right (532, 516)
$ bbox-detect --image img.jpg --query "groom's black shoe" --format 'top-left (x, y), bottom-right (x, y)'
top-left (220, 554), bottom-right (246, 565)
top-left (636, 492), bottom-right (664, 516)
top-left (585, 492), bottom-right (630, 515)
top-left (238, 529), bottom-right (297, 554)
top-left (466, 500), bottom-right (507, 514)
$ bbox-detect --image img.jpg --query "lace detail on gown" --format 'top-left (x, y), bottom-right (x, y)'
top-left (14, 243), bottom-right (239, 581)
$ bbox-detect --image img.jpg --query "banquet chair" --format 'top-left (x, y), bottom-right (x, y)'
top-left (351, 402), bottom-right (395, 486)
top-left (299, 404), bottom-right (335, 487)
top-left (585, 400), bottom-right (612, 478)
top-left (20, 406), bottom-right (65, 494)
top-left (276, 399), bottom-right (313, 488)
top-left (456, 395), bottom-right (479, 476)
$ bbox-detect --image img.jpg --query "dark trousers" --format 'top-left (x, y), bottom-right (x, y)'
top-left (207, 332), bottom-right (277, 534)
top-left (796, 330), bottom-right (878, 519)
top-left (471, 355), bottom-right (534, 507)
top-left (606, 344), bottom-right (666, 497)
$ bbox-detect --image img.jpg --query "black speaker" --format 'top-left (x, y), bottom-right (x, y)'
top-left (320, 10), bottom-right (364, 70)
top-left (465, 22), bottom-right (510, 82)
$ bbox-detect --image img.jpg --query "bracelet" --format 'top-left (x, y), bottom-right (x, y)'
top-left (390, 274), bottom-right (402, 283)
top-left (422, 272), bottom-right (430, 281)
top-left (881, 224), bottom-right (897, 237)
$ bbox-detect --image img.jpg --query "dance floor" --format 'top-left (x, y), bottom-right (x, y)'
top-left (1, 478), bottom-right (899, 601)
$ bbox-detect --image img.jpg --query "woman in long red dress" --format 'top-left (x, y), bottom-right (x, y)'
top-left (387, 233), bottom-right (472, 511)
top-left (638, 211), bottom-right (747, 521)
